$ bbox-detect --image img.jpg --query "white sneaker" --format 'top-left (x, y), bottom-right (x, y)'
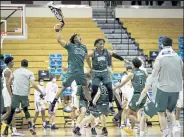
top-left (172, 126), bottom-right (180, 137)
top-left (11, 131), bottom-right (24, 136)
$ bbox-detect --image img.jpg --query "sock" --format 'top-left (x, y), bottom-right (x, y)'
top-left (33, 122), bottom-right (35, 125)
top-left (109, 102), bottom-right (112, 107)
top-left (43, 122), bottom-right (46, 126)
top-left (12, 127), bottom-right (17, 133)
top-left (163, 129), bottom-right (169, 136)
top-left (140, 131), bottom-right (144, 136)
top-left (176, 120), bottom-right (180, 125)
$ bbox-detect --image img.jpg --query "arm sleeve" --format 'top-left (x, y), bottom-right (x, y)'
top-left (112, 53), bottom-right (124, 61)
top-left (151, 58), bottom-right (161, 81)
top-left (29, 72), bottom-right (35, 81)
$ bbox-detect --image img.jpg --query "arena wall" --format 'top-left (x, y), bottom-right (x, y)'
top-left (1, 5), bottom-right (92, 18)
top-left (115, 8), bottom-right (183, 18)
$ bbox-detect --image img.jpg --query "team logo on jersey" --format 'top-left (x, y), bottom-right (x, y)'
top-left (74, 48), bottom-right (85, 56)
top-left (97, 56), bottom-right (105, 62)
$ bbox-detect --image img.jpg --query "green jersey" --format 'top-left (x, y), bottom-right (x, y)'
top-left (97, 84), bottom-right (109, 104)
top-left (65, 43), bottom-right (87, 74)
top-left (76, 85), bottom-right (87, 101)
top-left (92, 48), bottom-right (109, 71)
top-left (132, 69), bottom-right (146, 93)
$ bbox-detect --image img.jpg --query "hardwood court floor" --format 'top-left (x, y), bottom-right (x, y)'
top-left (1, 125), bottom-right (183, 137)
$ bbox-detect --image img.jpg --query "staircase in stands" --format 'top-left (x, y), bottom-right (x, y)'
top-left (92, 8), bottom-right (152, 73)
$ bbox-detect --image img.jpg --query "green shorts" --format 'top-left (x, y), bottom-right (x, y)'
top-left (129, 93), bottom-right (147, 112)
top-left (155, 88), bottom-right (179, 112)
top-left (91, 103), bottom-right (110, 118)
top-left (62, 73), bottom-right (87, 87)
top-left (79, 100), bottom-right (87, 108)
top-left (11, 95), bottom-right (29, 109)
top-left (144, 101), bottom-right (158, 118)
top-left (92, 71), bottom-right (112, 86)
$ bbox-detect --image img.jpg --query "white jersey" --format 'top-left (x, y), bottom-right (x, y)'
top-left (2, 67), bottom-right (12, 107)
top-left (45, 82), bottom-right (60, 102)
top-left (120, 74), bottom-right (133, 102)
top-left (34, 85), bottom-right (45, 102)
top-left (2, 67), bottom-right (12, 88)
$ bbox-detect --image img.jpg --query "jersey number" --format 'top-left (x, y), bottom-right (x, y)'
top-left (101, 86), bottom-right (108, 95)
top-left (139, 77), bottom-right (143, 85)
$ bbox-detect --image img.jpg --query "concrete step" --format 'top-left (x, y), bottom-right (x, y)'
top-left (108, 38), bottom-right (134, 43)
top-left (102, 28), bottom-right (126, 34)
top-left (105, 33), bottom-right (128, 39)
top-left (93, 15), bottom-right (114, 19)
top-left (112, 44), bottom-right (138, 50)
top-left (98, 24), bottom-right (122, 29)
top-left (93, 19), bottom-right (118, 24)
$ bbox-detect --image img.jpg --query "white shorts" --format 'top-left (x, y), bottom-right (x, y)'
top-left (35, 100), bottom-right (46, 112)
top-left (48, 102), bottom-right (58, 113)
top-left (71, 96), bottom-right (78, 109)
top-left (176, 90), bottom-right (183, 108)
top-left (2, 88), bottom-right (11, 108)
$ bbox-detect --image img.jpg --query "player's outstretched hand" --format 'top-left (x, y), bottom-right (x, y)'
top-left (54, 23), bottom-right (64, 32)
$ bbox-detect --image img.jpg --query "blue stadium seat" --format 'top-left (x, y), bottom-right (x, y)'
top-left (62, 73), bottom-right (67, 80)
top-left (49, 61), bottom-right (62, 67)
top-left (112, 73), bottom-right (123, 80)
top-left (158, 36), bottom-right (165, 43)
top-left (179, 44), bottom-right (184, 49)
top-left (49, 54), bottom-right (62, 60)
top-left (178, 36), bottom-right (184, 44)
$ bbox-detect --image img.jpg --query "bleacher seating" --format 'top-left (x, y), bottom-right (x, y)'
top-left (120, 18), bottom-right (183, 57)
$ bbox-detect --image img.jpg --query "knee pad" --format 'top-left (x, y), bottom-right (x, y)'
top-left (91, 85), bottom-right (99, 99)
top-left (23, 107), bottom-right (30, 119)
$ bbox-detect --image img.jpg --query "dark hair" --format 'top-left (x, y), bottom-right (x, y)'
top-left (4, 56), bottom-right (14, 65)
top-left (21, 59), bottom-right (28, 67)
top-left (123, 71), bottom-right (127, 75)
top-left (132, 57), bottom-right (142, 69)
top-left (39, 78), bottom-right (44, 82)
top-left (162, 37), bottom-right (172, 47)
top-left (70, 33), bottom-right (79, 44)
top-left (50, 75), bottom-right (56, 80)
top-left (126, 66), bottom-right (132, 71)
top-left (0, 54), bottom-right (4, 60)
top-left (94, 38), bottom-right (105, 47)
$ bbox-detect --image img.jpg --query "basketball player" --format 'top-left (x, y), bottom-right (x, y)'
top-left (5, 59), bottom-right (45, 135)
top-left (49, 29), bottom-right (92, 114)
top-left (113, 57), bottom-right (147, 135)
top-left (138, 37), bottom-right (183, 137)
top-left (45, 76), bottom-right (60, 130)
top-left (70, 80), bottom-right (78, 128)
top-left (74, 73), bottom-right (91, 130)
top-left (86, 38), bottom-right (128, 111)
top-left (175, 86), bottom-right (183, 127)
top-left (1, 56), bottom-right (23, 136)
top-left (0, 55), bottom-right (4, 117)
top-left (33, 78), bottom-right (48, 129)
top-left (120, 67), bottom-right (133, 128)
top-left (73, 83), bottom-right (110, 136)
